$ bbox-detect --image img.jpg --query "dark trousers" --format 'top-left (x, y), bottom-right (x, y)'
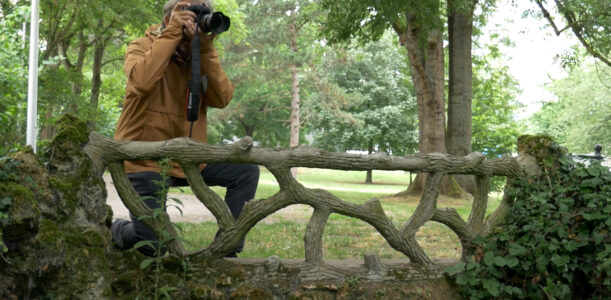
top-left (111, 163), bottom-right (259, 256)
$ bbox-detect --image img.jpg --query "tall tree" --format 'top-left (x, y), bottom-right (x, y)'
top-left (322, 0), bottom-right (468, 196)
top-left (35, 0), bottom-right (160, 139)
top-left (285, 0), bottom-right (320, 177)
top-left (305, 33), bottom-right (418, 183)
top-left (211, 0), bottom-right (292, 145)
top-left (211, 0), bottom-right (318, 151)
top-left (447, 0), bottom-right (478, 193)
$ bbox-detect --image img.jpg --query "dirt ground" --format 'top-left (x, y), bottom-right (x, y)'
top-left (104, 173), bottom-right (313, 223)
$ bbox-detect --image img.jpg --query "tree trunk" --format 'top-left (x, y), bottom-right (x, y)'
top-left (393, 9), bottom-right (463, 197)
top-left (39, 107), bottom-right (55, 140)
top-left (365, 139), bottom-right (373, 184)
top-left (241, 121), bottom-right (255, 138)
top-left (57, 30), bottom-right (87, 116)
top-left (289, 22), bottom-right (300, 178)
top-left (391, 5), bottom-right (469, 198)
top-left (88, 39), bottom-right (105, 130)
top-left (447, 0), bottom-right (477, 194)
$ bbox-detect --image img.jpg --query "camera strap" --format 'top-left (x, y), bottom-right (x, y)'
top-left (186, 14), bottom-right (206, 138)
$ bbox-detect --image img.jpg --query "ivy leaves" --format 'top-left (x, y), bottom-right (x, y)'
top-left (446, 159), bottom-right (610, 299)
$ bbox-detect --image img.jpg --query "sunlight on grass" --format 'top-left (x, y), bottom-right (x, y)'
top-left (176, 167), bottom-right (504, 260)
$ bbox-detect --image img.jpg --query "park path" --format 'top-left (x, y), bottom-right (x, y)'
top-left (104, 173), bottom-right (313, 223)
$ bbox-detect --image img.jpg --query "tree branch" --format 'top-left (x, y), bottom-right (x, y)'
top-left (108, 162), bottom-right (186, 256)
top-left (179, 162), bottom-right (235, 229)
top-left (537, 0), bottom-right (611, 66)
top-left (86, 133), bottom-right (517, 177)
top-left (101, 57), bottom-right (124, 67)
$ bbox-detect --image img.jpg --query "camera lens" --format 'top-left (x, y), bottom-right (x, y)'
top-left (205, 12), bottom-right (230, 34)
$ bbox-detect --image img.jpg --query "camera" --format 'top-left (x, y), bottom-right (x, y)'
top-left (183, 5), bottom-right (230, 34)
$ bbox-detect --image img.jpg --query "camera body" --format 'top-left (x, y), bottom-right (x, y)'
top-left (183, 5), bottom-right (230, 34)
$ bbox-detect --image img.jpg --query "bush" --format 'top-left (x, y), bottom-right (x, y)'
top-left (446, 157), bottom-right (610, 299)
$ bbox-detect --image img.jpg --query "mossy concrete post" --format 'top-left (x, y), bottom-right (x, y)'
top-left (486, 134), bottom-right (566, 231)
top-left (0, 114), bottom-right (112, 299)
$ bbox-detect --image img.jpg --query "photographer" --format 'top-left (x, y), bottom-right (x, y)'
top-left (111, 0), bottom-right (259, 257)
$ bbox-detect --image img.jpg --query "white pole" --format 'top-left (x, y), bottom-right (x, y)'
top-left (26, 0), bottom-right (40, 153)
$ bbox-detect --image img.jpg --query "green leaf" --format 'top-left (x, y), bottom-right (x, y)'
top-left (444, 262), bottom-right (466, 276)
top-left (483, 252), bottom-right (495, 266)
top-left (536, 255), bottom-right (549, 272)
top-left (508, 243), bottom-right (526, 256)
top-left (133, 240), bottom-right (154, 250)
top-left (564, 239), bottom-right (585, 251)
top-left (466, 260), bottom-right (479, 271)
top-left (505, 256), bottom-right (519, 268)
top-left (160, 285), bottom-right (178, 298)
top-left (551, 254), bottom-right (570, 267)
top-left (493, 256), bottom-right (507, 267)
top-left (168, 204), bottom-right (183, 216)
top-left (140, 258), bottom-right (155, 270)
top-left (168, 197), bottom-right (183, 205)
top-left (587, 167), bottom-right (601, 177)
top-left (455, 273), bottom-right (475, 285)
top-left (505, 286), bottom-right (523, 297)
top-left (482, 279), bottom-right (500, 297)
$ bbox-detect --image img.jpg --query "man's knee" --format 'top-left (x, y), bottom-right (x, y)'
top-left (243, 164), bottom-right (260, 181)
top-left (243, 165), bottom-right (260, 191)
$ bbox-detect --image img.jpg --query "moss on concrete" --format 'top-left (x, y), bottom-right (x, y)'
top-left (0, 182), bottom-right (39, 224)
top-left (517, 134), bottom-right (566, 163)
top-left (1, 114), bottom-right (112, 299)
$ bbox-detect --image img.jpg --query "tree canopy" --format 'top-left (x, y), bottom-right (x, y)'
top-left (528, 60), bottom-right (610, 153)
top-left (533, 0), bottom-right (611, 67)
top-left (0, 0), bottom-right (608, 161)
top-left (306, 33), bottom-right (417, 156)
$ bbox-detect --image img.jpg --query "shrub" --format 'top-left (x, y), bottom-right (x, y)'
top-left (446, 157), bottom-right (610, 299)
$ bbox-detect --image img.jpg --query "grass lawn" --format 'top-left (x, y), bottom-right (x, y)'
top-left (174, 167), bottom-right (502, 260)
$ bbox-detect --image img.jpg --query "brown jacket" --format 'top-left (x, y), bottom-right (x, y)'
top-left (114, 21), bottom-right (233, 178)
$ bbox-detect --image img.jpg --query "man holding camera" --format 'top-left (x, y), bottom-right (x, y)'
top-left (111, 0), bottom-right (259, 257)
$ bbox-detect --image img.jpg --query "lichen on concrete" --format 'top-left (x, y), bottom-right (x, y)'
top-left (0, 114), bottom-right (112, 299)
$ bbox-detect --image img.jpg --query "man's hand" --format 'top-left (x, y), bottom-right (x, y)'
top-left (169, 1), bottom-right (197, 39)
top-left (199, 31), bottom-right (217, 46)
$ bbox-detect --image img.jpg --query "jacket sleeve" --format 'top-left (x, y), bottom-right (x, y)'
top-left (124, 23), bottom-right (182, 97)
top-left (199, 36), bottom-right (234, 109)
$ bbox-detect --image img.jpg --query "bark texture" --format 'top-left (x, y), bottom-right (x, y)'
top-left (447, 0), bottom-right (477, 194)
top-left (1, 115), bottom-right (555, 299)
top-left (84, 131), bottom-right (521, 264)
top-left (288, 12), bottom-right (301, 179)
top-left (392, 7), bottom-right (468, 197)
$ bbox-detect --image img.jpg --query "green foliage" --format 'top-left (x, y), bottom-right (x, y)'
top-left (527, 0), bottom-right (611, 67)
top-left (306, 33), bottom-right (418, 155)
top-left (0, 0), bottom-right (247, 150)
top-left (528, 61), bottom-right (610, 154)
top-left (0, 4), bottom-right (29, 154)
top-left (446, 158), bottom-right (611, 299)
top-left (320, 0), bottom-right (440, 45)
top-left (132, 158), bottom-right (186, 300)
top-left (471, 42), bottom-right (522, 158)
top-left (210, 0), bottom-right (320, 146)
